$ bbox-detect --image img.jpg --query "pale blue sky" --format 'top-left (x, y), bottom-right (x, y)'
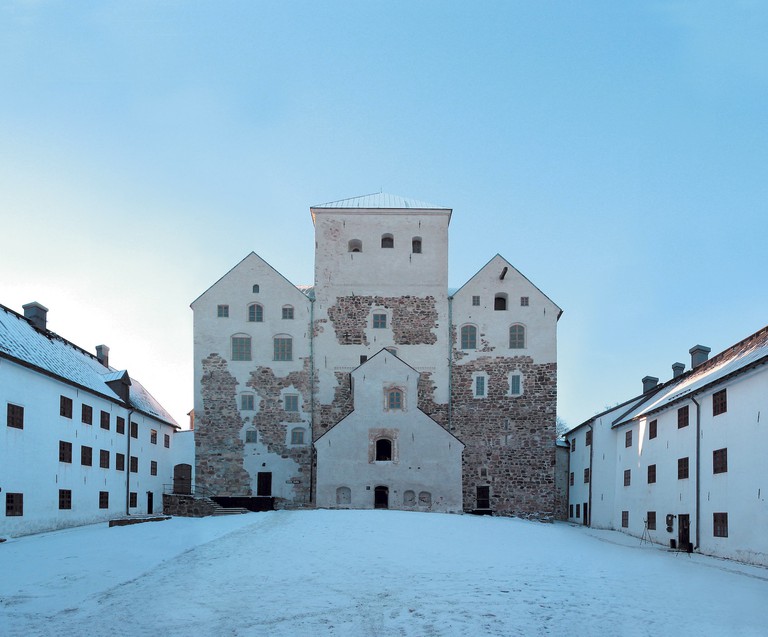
top-left (1, 1), bottom-right (766, 428)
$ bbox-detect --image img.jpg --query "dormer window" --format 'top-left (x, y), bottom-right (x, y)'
top-left (348, 239), bottom-right (363, 253)
top-left (494, 294), bottom-right (507, 311)
top-left (381, 234), bottom-right (394, 248)
top-left (412, 237), bottom-right (422, 253)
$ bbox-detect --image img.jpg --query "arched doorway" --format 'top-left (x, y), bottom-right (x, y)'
top-left (374, 485), bottom-right (389, 509)
top-left (173, 463), bottom-right (192, 495)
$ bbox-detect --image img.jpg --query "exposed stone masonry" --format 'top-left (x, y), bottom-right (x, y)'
top-left (197, 354), bottom-right (253, 496)
top-left (327, 296), bottom-right (438, 345)
top-left (450, 355), bottom-right (557, 519)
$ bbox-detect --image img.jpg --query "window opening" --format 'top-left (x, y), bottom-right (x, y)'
top-left (282, 305), bottom-right (294, 320)
top-left (381, 234), bottom-right (394, 248)
top-left (248, 303), bottom-right (263, 322)
top-left (217, 305), bottom-right (229, 318)
top-left (412, 237), bottom-right (422, 253)
top-left (375, 438), bottom-right (392, 461)
top-left (494, 294), bottom-right (507, 310)
top-left (460, 325), bottom-right (477, 350)
top-left (509, 324), bottom-right (526, 349)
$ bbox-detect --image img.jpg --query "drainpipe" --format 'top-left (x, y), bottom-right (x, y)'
top-left (309, 296), bottom-right (315, 505)
top-left (588, 424), bottom-right (594, 527)
top-left (125, 408), bottom-right (135, 515)
top-left (447, 296), bottom-right (453, 431)
top-left (691, 395), bottom-right (701, 549)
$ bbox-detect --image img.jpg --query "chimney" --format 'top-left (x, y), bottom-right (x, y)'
top-left (672, 362), bottom-right (685, 378)
top-left (96, 344), bottom-right (110, 368)
top-left (642, 376), bottom-right (659, 393)
top-left (689, 345), bottom-right (711, 369)
top-left (22, 302), bottom-right (48, 331)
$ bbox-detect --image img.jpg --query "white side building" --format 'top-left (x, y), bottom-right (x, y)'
top-left (0, 302), bottom-right (182, 537)
top-left (566, 326), bottom-right (768, 565)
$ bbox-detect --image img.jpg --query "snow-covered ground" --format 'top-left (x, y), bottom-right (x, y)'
top-left (1, 511), bottom-right (767, 636)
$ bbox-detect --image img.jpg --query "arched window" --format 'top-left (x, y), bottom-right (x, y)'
top-left (460, 324), bottom-right (477, 350)
top-left (282, 305), bottom-right (294, 320)
top-left (231, 334), bottom-right (251, 361)
top-left (348, 239), bottom-right (362, 253)
top-left (252, 284), bottom-right (260, 293)
top-left (274, 335), bottom-right (293, 361)
top-left (290, 427), bottom-right (305, 444)
top-left (336, 486), bottom-right (351, 505)
top-left (419, 491), bottom-right (432, 506)
top-left (248, 303), bottom-right (263, 322)
top-left (375, 438), bottom-right (392, 461)
top-left (412, 237), bottom-right (422, 253)
top-left (387, 388), bottom-right (403, 410)
top-left (509, 324), bottom-right (526, 349)
top-left (403, 490), bottom-right (416, 506)
top-left (494, 294), bottom-right (508, 311)
top-left (381, 233), bottom-right (394, 248)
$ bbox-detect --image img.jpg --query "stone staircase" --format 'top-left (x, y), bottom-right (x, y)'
top-left (208, 498), bottom-right (249, 516)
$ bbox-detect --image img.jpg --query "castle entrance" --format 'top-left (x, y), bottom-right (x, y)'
top-left (374, 486), bottom-right (389, 509)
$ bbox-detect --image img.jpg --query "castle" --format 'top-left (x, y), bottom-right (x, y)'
top-left (192, 193), bottom-right (561, 517)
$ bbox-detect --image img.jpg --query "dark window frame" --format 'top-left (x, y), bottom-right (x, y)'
top-left (713, 512), bottom-right (728, 538)
top-left (625, 430), bottom-right (632, 448)
top-left (99, 491), bottom-right (109, 509)
top-left (624, 469), bottom-right (631, 487)
top-left (647, 464), bottom-right (657, 484)
top-left (81, 445), bottom-right (93, 467)
top-left (60, 395), bottom-right (73, 418)
top-left (678, 456), bottom-right (690, 479)
top-left (81, 404), bottom-right (93, 425)
top-left (649, 419), bottom-right (657, 439)
top-left (7, 403), bottom-right (24, 429)
top-left (100, 410), bottom-right (110, 430)
top-left (713, 448), bottom-right (728, 474)
top-left (647, 511), bottom-right (656, 530)
top-left (100, 449), bottom-right (110, 469)
top-left (116, 416), bottom-right (125, 435)
top-left (6, 492), bottom-right (23, 516)
top-left (59, 489), bottom-right (72, 510)
top-left (713, 389), bottom-right (727, 416)
top-left (678, 405), bottom-right (689, 429)
top-left (59, 440), bottom-right (73, 463)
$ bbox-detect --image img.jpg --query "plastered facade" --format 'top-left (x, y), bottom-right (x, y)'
top-left (192, 195), bottom-right (561, 517)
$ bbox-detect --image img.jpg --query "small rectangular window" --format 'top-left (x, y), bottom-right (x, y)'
top-left (273, 337), bottom-right (292, 361)
top-left (60, 396), bottom-right (73, 418)
top-left (282, 306), bottom-right (294, 320)
top-left (360, 355), bottom-right (368, 364)
top-left (678, 405), bottom-right (689, 428)
top-left (151, 460), bottom-right (158, 476)
top-left (569, 504), bottom-right (574, 518)
top-left (649, 419), bottom-right (657, 439)
top-left (520, 296), bottom-right (529, 306)
top-left (576, 503), bottom-right (581, 518)
top-left (678, 457), bottom-right (689, 479)
top-left (245, 429), bottom-right (258, 443)
top-left (621, 511), bottom-right (629, 528)
top-left (59, 440), bottom-right (73, 463)
top-left (116, 453), bottom-right (125, 471)
top-left (713, 512), bottom-right (728, 538)
top-left (373, 313), bottom-right (387, 329)
top-left (241, 394), bottom-right (254, 411)
top-left (59, 489), bottom-right (72, 510)
top-left (232, 336), bottom-right (252, 361)
top-left (116, 416), bottom-right (125, 435)
top-left (476, 486), bottom-right (490, 509)
top-left (625, 430), bottom-right (632, 447)
top-left (284, 395), bottom-right (299, 412)
top-left (99, 449), bottom-right (109, 469)
top-left (475, 376), bottom-right (485, 397)
top-left (624, 469), bottom-right (631, 486)
top-left (647, 511), bottom-right (656, 531)
top-left (585, 430), bottom-right (592, 446)
top-left (81, 445), bottom-right (92, 466)
top-left (150, 429), bottom-right (158, 444)
top-left (81, 404), bottom-right (93, 425)
top-left (100, 410), bottom-right (110, 430)
top-left (713, 448), bottom-right (728, 474)
top-left (217, 304), bottom-right (229, 317)
top-left (570, 439), bottom-right (575, 452)
top-left (164, 433), bottom-right (170, 448)
top-left (583, 468), bottom-right (590, 483)
top-left (713, 389), bottom-right (727, 416)
top-left (130, 456), bottom-right (138, 473)
top-left (6, 493), bottom-right (23, 516)
top-left (99, 491), bottom-right (109, 509)
top-left (472, 296), bottom-right (480, 306)
top-left (647, 464), bottom-right (656, 483)
top-left (291, 429), bottom-right (304, 444)
top-left (130, 421), bottom-right (138, 439)
top-left (569, 472), bottom-right (574, 486)
top-left (509, 373), bottom-right (522, 396)
top-left (129, 492), bottom-right (137, 508)
top-left (7, 403), bottom-right (24, 429)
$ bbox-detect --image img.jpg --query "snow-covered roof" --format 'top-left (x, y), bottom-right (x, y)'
top-left (614, 325), bottom-right (768, 426)
top-left (0, 303), bottom-right (178, 428)
top-left (311, 192), bottom-right (449, 210)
